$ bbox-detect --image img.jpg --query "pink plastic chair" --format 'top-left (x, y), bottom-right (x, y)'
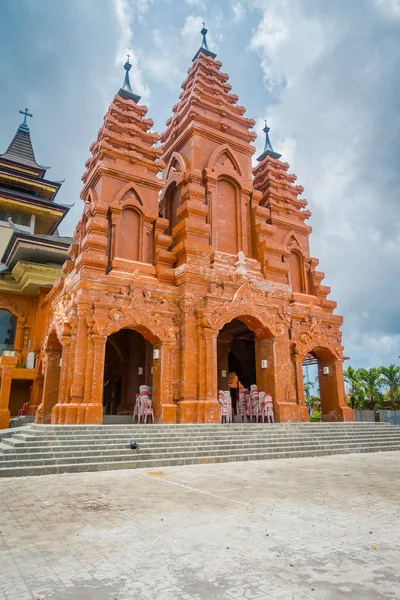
top-left (133, 393), bottom-right (140, 423)
top-left (250, 385), bottom-right (259, 422)
top-left (260, 393), bottom-right (274, 423)
top-left (244, 389), bottom-right (252, 421)
top-left (141, 396), bottom-right (154, 423)
top-left (221, 391), bottom-right (232, 423)
top-left (237, 391), bottom-right (246, 422)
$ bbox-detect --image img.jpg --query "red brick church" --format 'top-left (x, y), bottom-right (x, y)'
top-left (0, 28), bottom-right (353, 426)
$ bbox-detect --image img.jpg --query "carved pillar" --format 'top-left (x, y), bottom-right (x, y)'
top-left (318, 358), bottom-right (354, 422)
top-left (37, 348), bottom-right (62, 424)
top-left (202, 327), bottom-right (219, 423)
top-left (177, 310), bottom-right (199, 423)
top-left (52, 335), bottom-right (72, 424)
top-left (0, 355), bottom-right (18, 429)
top-left (293, 354), bottom-right (310, 422)
top-left (152, 341), bottom-right (177, 423)
top-left (77, 319), bottom-right (95, 424)
top-left (65, 305), bottom-right (88, 424)
top-left (84, 333), bottom-right (106, 424)
top-left (28, 373), bottom-right (44, 416)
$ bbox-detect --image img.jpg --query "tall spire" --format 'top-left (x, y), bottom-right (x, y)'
top-left (257, 121), bottom-right (282, 161)
top-left (118, 55), bottom-right (141, 103)
top-left (193, 23), bottom-right (217, 61)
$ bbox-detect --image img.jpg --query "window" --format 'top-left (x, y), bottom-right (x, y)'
top-left (0, 310), bottom-right (17, 355)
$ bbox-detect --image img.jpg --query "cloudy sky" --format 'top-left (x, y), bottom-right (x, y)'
top-left (1, 0), bottom-right (399, 369)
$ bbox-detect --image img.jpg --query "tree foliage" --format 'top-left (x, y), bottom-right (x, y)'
top-left (344, 364), bottom-right (400, 410)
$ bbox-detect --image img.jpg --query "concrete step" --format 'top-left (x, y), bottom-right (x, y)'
top-left (1, 423), bottom-right (398, 477)
top-left (3, 433), bottom-right (400, 453)
top-left (2, 439), bottom-right (400, 467)
top-left (0, 444), bottom-right (398, 477)
top-left (2, 432), bottom-right (400, 452)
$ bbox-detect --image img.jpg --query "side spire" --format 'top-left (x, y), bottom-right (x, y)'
top-left (257, 121), bottom-right (282, 161)
top-left (118, 55), bottom-right (141, 103)
top-left (0, 109), bottom-right (47, 172)
top-left (193, 23), bottom-right (217, 61)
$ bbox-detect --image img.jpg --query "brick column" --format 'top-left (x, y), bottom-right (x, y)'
top-left (255, 336), bottom-right (300, 422)
top-left (51, 335), bottom-right (72, 424)
top-left (37, 348), bottom-right (61, 424)
top-left (177, 311), bottom-right (199, 422)
top-left (152, 341), bottom-right (177, 423)
top-left (293, 354), bottom-right (310, 422)
top-left (0, 355), bottom-right (18, 429)
top-left (84, 333), bottom-right (106, 424)
top-left (319, 358), bottom-right (354, 422)
top-left (197, 327), bottom-right (219, 423)
top-left (65, 305), bottom-right (88, 424)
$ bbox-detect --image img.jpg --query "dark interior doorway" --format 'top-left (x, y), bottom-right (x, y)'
top-left (103, 329), bottom-right (153, 415)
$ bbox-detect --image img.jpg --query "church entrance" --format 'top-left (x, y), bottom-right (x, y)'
top-left (217, 319), bottom-right (257, 417)
top-left (103, 329), bottom-right (153, 417)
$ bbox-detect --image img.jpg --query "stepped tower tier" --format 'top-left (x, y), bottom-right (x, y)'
top-left (159, 27), bottom-right (258, 275)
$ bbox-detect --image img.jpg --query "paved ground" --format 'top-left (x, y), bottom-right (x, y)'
top-left (0, 453), bottom-right (399, 600)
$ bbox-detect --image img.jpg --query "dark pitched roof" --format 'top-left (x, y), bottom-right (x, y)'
top-left (0, 124), bottom-right (47, 172)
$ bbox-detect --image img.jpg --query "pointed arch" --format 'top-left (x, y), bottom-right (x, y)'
top-left (113, 181), bottom-right (144, 210)
top-left (283, 230), bottom-right (304, 253)
top-left (208, 144), bottom-right (242, 176)
top-left (166, 151), bottom-right (186, 179)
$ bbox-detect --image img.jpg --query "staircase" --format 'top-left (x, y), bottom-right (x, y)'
top-left (0, 422), bottom-right (399, 477)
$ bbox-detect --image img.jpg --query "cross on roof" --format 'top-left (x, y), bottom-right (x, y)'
top-left (19, 108), bottom-right (33, 127)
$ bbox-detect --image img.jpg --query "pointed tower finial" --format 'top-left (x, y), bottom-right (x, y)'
top-left (18, 108), bottom-right (33, 132)
top-left (118, 55), bottom-right (141, 103)
top-left (193, 22), bottom-right (217, 61)
top-left (257, 120), bottom-right (282, 161)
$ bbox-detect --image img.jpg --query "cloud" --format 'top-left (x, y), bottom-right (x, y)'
top-left (232, 2), bottom-right (246, 23)
top-left (112, 0), bottom-right (150, 101)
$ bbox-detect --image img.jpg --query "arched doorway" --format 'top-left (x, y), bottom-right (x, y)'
top-left (217, 319), bottom-right (258, 418)
top-left (103, 329), bottom-right (153, 417)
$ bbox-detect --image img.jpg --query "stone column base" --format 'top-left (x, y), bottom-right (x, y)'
top-left (203, 400), bottom-right (220, 423)
top-left (85, 403), bottom-right (103, 424)
top-left (177, 399), bottom-right (198, 423)
top-left (323, 406), bottom-right (354, 422)
top-left (275, 402), bottom-right (307, 423)
top-left (0, 408), bottom-right (10, 430)
top-left (156, 403), bottom-right (177, 424)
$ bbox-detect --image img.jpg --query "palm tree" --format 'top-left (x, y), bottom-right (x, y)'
top-left (357, 367), bottom-right (383, 409)
top-left (380, 365), bottom-right (400, 410)
top-left (344, 366), bottom-right (365, 409)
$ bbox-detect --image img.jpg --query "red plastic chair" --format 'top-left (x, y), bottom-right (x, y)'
top-left (18, 402), bottom-right (29, 416)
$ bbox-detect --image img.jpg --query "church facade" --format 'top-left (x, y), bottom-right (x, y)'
top-left (1, 30), bottom-right (354, 426)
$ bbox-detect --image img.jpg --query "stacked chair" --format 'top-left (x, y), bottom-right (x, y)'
top-left (218, 390), bottom-right (233, 423)
top-left (133, 385), bottom-right (154, 423)
top-left (234, 385), bottom-right (275, 423)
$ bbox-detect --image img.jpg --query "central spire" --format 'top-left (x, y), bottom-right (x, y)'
top-left (193, 23), bottom-right (217, 61)
top-left (118, 55), bottom-right (141, 103)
